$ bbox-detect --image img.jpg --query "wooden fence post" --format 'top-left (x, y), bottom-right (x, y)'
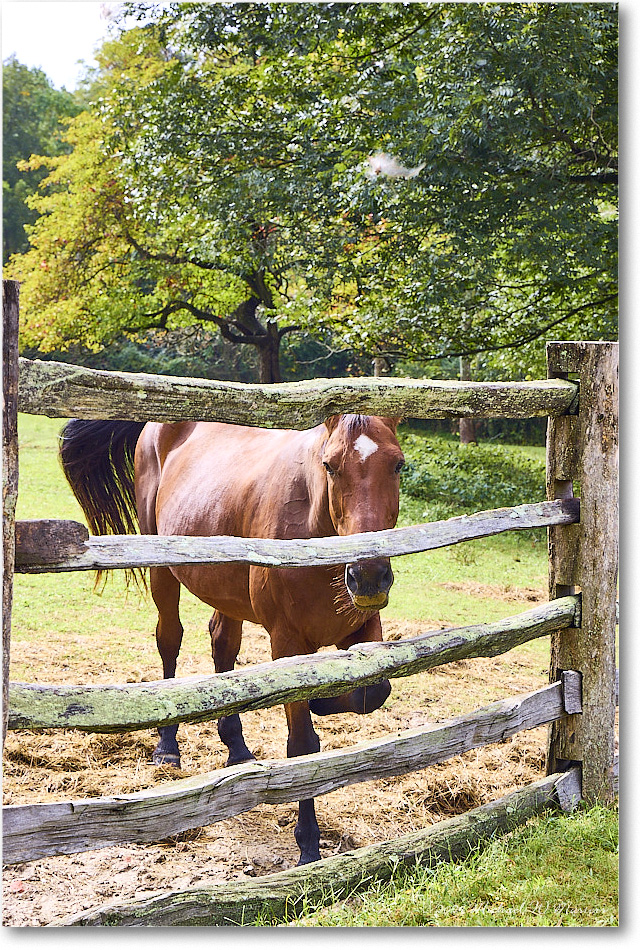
top-left (546, 341), bottom-right (618, 803)
top-left (2, 280), bottom-right (20, 746)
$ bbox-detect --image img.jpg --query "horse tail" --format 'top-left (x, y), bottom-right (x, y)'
top-left (59, 419), bottom-right (146, 585)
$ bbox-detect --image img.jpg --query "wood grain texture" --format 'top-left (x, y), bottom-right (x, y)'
top-left (15, 519), bottom-right (89, 566)
top-left (2, 280), bottom-right (19, 745)
top-left (19, 357), bottom-right (579, 426)
top-left (546, 342), bottom-right (618, 803)
top-left (15, 499), bottom-right (580, 573)
top-left (3, 681), bottom-right (569, 865)
top-left (55, 769), bottom-right (581, 926)
top-left (7, 596), bottom-right (580, 733)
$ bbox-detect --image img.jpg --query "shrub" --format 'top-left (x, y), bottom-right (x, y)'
top-left (398, 433), bottom-right (546, 514)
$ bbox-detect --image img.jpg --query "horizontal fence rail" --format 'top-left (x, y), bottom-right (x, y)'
top-left (15, 499), bottom-right (580, 573)
top-left (56, 769), bottom-right (587, 927)
top-left (2, 679), bottom-right (580, 865)
top-left (18, 358), bottom-right (579, 426)
top-left (8, 596), bottom-right (580, 733)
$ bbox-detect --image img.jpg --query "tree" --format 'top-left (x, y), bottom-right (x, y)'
top-left (328, 0), bottom-right (618, 376)
top-left (2, 57), bottom-right (79, 263)
top-left (9, 19), bottom-right (370, 382)
top-left (271, 0), bottom-right (616, 377)
top-left (8, 3), bottom-right (617, 382)
top-left (134, 1), bottom-right (616, 377)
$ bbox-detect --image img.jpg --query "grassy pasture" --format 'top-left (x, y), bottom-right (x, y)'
top-left (3, 414), bottom-right (617, 927)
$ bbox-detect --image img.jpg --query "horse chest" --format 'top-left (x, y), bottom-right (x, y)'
top-left (248, 565), bottom-right (374, 649)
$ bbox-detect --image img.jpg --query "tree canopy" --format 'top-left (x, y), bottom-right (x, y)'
top-left (8, 2), bottom-right (617, 381)
top-left (2, 57), bottom-right (79, 263)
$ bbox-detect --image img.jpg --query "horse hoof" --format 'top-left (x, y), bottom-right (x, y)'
top-left (226, 751), bottom-right (256, 767)
top-left (296, 853), bottom-right (321, 866)
top-left (152, 751), bottom-right (181, 768)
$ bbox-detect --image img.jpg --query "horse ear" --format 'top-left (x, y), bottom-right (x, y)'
top-left (324, 415), bottom-right (342, 434)
top-left (382, 416), bottom-right (403, 432)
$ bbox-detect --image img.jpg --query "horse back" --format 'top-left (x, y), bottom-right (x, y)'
top-left (135, 420), bottom-right (320, 541)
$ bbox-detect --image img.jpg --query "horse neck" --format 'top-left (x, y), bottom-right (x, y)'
top-left (304, 429), bottom-right (336, 538)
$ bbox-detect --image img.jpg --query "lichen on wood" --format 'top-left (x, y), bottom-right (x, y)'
top-left (19, 357), bottom-right (579, 427)
top-left (3, 280), bottom-right (19, 746)
top-left (2, 681), bottom-right (570, 865)
top-left (546, 341), bottom-right (618, 804)
top-left (56, 769), bottom-right (581, 927)
top-left (8, 596), bottom-right (580, 733)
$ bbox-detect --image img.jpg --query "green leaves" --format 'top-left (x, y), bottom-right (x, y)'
top-left (2, 57), bottom-right (80, 263)
top-left (7, 2), bottom-right (617, 380)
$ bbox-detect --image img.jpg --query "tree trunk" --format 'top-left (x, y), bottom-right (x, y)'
top-left (228, 291), bottom-right (283, 384)
top-left (459, 356), bottom-right (477, 443)
top-left (257, 319), bottom-right (282, 383)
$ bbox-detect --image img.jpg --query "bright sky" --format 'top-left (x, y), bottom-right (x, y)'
top-left (1, 1), bottom-right (116, 89)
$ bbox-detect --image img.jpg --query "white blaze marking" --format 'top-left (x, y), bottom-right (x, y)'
top-left (354, 434), bottom-right (378, 462)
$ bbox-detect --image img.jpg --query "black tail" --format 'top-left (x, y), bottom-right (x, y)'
top-left (59, 420), bottom-right (146, 585)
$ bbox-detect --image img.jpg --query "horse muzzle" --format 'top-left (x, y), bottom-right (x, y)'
top-left (345, 558), bottom-right (394, 611)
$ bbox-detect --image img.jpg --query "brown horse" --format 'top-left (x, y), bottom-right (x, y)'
top-left (60, 413), bottom-right (405, 865)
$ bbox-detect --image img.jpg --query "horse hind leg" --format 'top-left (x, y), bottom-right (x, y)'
top-left (209, 611), bottom-right (255, 766)
top-left (150, 566), bottom-right (184, 767)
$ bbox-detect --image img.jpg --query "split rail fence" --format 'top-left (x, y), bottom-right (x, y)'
top-left (1, 279), bottom-right (618, 926)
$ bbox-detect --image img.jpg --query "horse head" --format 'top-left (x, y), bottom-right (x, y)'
top-left (322, 414), bottom-right (404, 610)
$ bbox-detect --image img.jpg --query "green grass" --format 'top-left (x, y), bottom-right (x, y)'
top-left (257, 803), bottom-right (618, 927)
top-left (398, 430), bottom-right (546, 517)
top-left (394, 493), bottom-right (547, 625)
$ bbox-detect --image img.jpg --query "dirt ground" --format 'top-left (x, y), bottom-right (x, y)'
top-left (3, 610), bottom-right (555, 927)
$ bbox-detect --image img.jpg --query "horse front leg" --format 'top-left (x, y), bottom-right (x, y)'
top-left (150, 566), bottom-right (184, 767)
top-left (309, 613), bottom-right (391, 716)
top-left (285, 700), bottom-right (321, 865)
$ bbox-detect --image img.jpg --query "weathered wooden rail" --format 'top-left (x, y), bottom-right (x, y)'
top-left (8, 597), bottom-right (579, 733)
top-left (3, 676), bottom-right (583, 865)
top-left (2, 280), bottom-right (618, 927)
top-left (57, 768), bottom-right (589, 927)
top-left (19, 356), bottom-right (578, 426)
top-left (14, 499), bottom-right (579, 572)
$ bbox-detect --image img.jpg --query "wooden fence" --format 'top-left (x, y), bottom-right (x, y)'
top-left (1, 279), bottom-right (618, 926)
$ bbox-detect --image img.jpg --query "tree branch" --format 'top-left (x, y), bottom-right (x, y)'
top-left (381, 293), bottom-right (618, 363)
top-left (135, 301), bottom-right (257, 346)
top-left (567, 172), bottom-right (618, 185)
top-left (277, 323), bottom-right (301, 341)
top-left (122, 225), bottom-right (224, 273)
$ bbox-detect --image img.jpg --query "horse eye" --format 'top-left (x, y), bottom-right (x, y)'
top-left (394, 460), bottom-right (405, 474)
top-left (323, 461), bottom-right (336, 476)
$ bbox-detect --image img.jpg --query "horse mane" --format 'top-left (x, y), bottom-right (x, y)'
top-left (338, 414), bottom-right (372, 435)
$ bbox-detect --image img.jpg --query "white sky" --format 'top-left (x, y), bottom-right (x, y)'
top-left (1, 1), bottom-right (115, 89)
